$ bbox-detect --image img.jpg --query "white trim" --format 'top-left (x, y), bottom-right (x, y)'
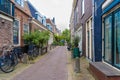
top-left (82, 0), bottom-right (85, 15)
top-left (0, 14), bottom-right (13, 22)
top-left (102, 0), bottom-right (113, 9)
top-left (86, 17), bottom-right (93, 60)
top-left (32, 20), bottom-right (47, 31)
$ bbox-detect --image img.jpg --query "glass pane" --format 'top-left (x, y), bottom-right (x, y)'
top-left (114, 10), bottom-right (120, 67)
top-left (21, 0), bottom-right (24, 7)
top-left (15, 0), bottom-right (21, 5)
top-left (104, 15), bottom-right (112, 63)
top-left (13, 20), bottom-right (19, 45)
top-left (0, 0), bottom-right (11, 15)
top-left (24, 24), bottom-right (29, 34)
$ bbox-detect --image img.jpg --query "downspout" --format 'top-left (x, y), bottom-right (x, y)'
top-left (92, 0), bottom-right (95, 62)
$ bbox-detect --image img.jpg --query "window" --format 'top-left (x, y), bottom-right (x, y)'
top-left (82, 0), bottom-right (85, 15)
top-left (15, 0), bottom-right (21, 5)
top-left (104, 15), bottom-right (112, 63)
top-left (74, 6), bottom-right (78, 26)
top-left (21, 0), bottom-right (24, 7)
top-left (23, 24), bottom-right (29, 34)
top-left (104, 8), bottom-right (120, 68)
top-left (35, 12), bottom-right (42, 23)
top-left (13, 20), bottom-right (20, 45)
top-left (15, 0), bottom-right (24, 7)
top-left (0, 0), bottom-right (14, 16)
top-left (23, 24), bottom-right (29, 44)
top-left (114, 10), bottom-right (120, 67)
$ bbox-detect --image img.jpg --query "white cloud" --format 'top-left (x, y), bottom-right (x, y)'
top-left (28, 0), bottom-right (73, 31)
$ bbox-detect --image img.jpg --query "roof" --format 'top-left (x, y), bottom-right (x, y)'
top-left (27, 1), bottom-right (43, 18)
top-left (27, 1), bottom-right (37, 18)
top-left (46, 18), bottom-right (55, 26)
top-left (12, 0), bottom-right (32, 17)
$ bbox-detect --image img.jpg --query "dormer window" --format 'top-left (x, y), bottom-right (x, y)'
top-left (15, 0), bottom-right (24, 7)
top-left (35, 12), bottom-right (42, 23)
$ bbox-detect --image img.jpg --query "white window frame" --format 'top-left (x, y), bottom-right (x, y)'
top-left (82, 0), bottom-right (85, 15)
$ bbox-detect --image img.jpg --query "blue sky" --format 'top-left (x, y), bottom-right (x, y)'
top-left (28, 0), bottom-right (73, 31)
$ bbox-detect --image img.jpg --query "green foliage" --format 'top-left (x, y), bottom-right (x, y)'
top-left (52, 29), bottom-right (70, 46)
top-left (62, 29), bottom-right (70, 44)
top-left (73, 36), bottom-right (80, 47)
top-left (52, 34), bottom-right (64, 46)
top-left (23, 30), bottom-right (50, 47)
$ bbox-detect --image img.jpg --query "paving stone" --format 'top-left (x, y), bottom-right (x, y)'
top-left (12, 46), bottom-right (67, 80)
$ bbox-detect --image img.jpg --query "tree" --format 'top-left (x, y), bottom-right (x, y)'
top-left (52, 34), bottom-right (64, 46)
top-left (62, 29), bottom-right (70, 44)
top-left (24, 30), bottom-right (50, 49)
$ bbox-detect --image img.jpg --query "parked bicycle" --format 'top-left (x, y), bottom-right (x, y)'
top-left (27, 45), bottom-right (39, 60)
top-left (0, 45), bottom-right (18, 73)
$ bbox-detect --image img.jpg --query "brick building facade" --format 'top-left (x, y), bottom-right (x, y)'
top-left (13, 0), bottom-right (31, 47)
top-left (0, 0), bottom-right (14, 48)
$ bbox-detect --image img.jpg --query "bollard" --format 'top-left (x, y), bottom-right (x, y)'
top-left (23, 53), bottom-right (28, 64)
top-left (75, 57), bottom-right (80, 73)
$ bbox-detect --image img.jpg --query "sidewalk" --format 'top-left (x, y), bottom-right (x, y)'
top-left (67, 50), bottom-right (95, 80)
top-left (0, 49), bottom-right (52, 80)
top-left (12, 46), bottom-right (67, 80)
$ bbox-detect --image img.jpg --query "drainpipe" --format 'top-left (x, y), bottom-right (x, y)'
top-left (92, 0), bottom-right (95, 62)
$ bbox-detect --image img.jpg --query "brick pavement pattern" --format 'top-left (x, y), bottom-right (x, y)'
top-left (12, 46), bottom-right (68, 80)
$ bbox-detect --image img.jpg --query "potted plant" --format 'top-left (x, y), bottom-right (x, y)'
top-left (73, 36), bottom-right (81, 73)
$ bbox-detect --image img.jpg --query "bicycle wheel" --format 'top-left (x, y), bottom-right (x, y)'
top-left (0, 58), bottom-right (15, 73)
top-left (12, 53), bottom-right (18, 66)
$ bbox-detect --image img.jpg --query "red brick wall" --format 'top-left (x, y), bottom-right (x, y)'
top-left (31, 21), bottom-right (44, 32)
top-left (0, 17), bottom-right (13, 48)
top-left (15, 8), bottom-right (29, 47)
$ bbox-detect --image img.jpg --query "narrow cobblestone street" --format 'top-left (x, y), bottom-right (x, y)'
top-left (12, 46), bottom-right (68, 80)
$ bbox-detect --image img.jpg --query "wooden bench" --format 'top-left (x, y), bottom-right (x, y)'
top-left (89, 62), bottom-right (120, 80)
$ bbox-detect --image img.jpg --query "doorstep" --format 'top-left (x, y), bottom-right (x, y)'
top-left (89, 62), bottom-right (120, 80)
